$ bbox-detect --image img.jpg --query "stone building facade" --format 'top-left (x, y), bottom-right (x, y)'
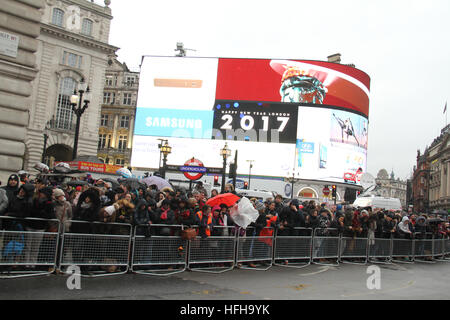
top-left (0, 0), bottom-right (45, 182)
top-left (375, 169), bottom-right (407, 208)
top-left (412, 149), bottom-right (430, 213)
top-left (427, 125), bottom-right (450, 211)
top-left (97, 57), bottom-right (139, 167)
top-left (23, 0), bottom-right (118, 171)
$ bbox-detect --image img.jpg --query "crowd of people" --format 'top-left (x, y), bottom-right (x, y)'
top-left (0, 170), bottom-right (449, 272)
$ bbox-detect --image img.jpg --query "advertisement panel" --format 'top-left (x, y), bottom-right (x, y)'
top-left (132, 56), bottom-right (370, 185)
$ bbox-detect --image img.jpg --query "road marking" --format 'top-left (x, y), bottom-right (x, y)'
top-left (298, 266), bottom-right (331, 276)
top-left (341, 280), bottom-right (416, 298)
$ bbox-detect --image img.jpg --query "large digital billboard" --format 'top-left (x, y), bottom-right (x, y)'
top-left (132, 56), bottom-right (370, 185)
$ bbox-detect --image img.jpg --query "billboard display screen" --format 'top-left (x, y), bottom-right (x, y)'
top-left (132, 56), bottom-right (370, 185)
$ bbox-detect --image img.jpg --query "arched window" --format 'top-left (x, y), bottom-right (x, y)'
top-left (52, 8), bottom-right (64, 27)
top-left (81, 18), bottom-right (93, 36)
top-left (55, 77), bottom-right (77, 130)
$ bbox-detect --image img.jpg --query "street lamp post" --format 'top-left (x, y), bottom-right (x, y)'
top-left (286, 171), bottom-right (297, 199)
top-left (220, 143), bottom-right (231, 193)
top-left (41, 120), bottom-right (51, 163)
top-left (159, 140), bottom-right (171, 179)
top-left (70, 78), bottom-right (90, 160)
top-left (247, 160), bottom-right (254, 190)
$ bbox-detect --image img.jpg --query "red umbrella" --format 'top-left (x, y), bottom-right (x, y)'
top-left (206, 193), bottom-right (240, 207)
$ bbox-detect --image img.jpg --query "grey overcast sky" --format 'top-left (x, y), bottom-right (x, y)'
top-left (106, 0), bottom-right (450, 180)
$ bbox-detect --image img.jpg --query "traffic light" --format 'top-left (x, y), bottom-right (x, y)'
top-left (214, 175), bottom-right (219, 186)
top-left (243, 181), bottom-right (248, 189)
top-left (332, 185), bottom-right (337, 198)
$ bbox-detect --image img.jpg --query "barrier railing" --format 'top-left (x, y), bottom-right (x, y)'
top-left (131, 224), bottom-right (187, 276)
top-left (59, 220), bottom-right (132, 277)
top-left (413, 233), bottom-right (435, 263)
top-left (1, 215), bottom-right (449, 279)
top-left (339, 234), bottom-right (369, 265)
top-left (311, 228), bottom-right (339, 266)
top-left (274, 227), bottom-right (313, 268)
top-left (0, 216), bottom-right (60, 279)
top-left (236, 227), bottom-right (274, 271)
top-left (187, 226), bottom-right (236, 273)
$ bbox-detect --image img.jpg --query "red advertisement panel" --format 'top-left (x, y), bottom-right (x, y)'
top-left (215, 58), bottom-right (370, 117)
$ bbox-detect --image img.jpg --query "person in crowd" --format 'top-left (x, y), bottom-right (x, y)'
top-left (306, 208), bottom-right (320, 230)
top-left (0, 186), bottom-right (8, 216)
top-left (5, 183), bottom-right (35, 219)
top-left (210, 189), bottom-right (219, 198)
top-left (52, 188), bottom-right (72, 233)
top-left (278, 199), bottom-right (298, 236)
top-left (382, 212), bottom-right (396, 239)
top-left (133, 199), bottom-right (151, 237)
top-left (273, 194), bottom-right (284, 214)
top-left (397, 216), bottom-right (413, 239)
top-left (176, 197), bottom-right (197, 227)
top-left (71, 188), bottom-right (101, 234)
top-left (2, 174), bottom-right (20, 204)
top-left (196, 204), bottom-right (213, 239)
top-left (155, 199), bottom-right (175, 236)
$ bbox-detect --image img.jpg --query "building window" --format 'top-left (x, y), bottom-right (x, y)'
top-left (118, 135), bottom-right (127, 150)
top-left (62, 51), bottom-right (82, 68)
top-left (55, 77), bottom-right (77, 130)
top-left (125, 76), bottom-right (135, 86)
top-left (52, 8), bottom-right (64, 27)
top-left (120, 116), bottom-right (129, 128)
top-left (115, 158), bottom-right (125, 166)
top-left (81, 18), bottom-right (93, 36)
top-left (105, 76), bottom-right (113, 86)
top-left (100, 114), bottom-right (109, 126)
top-left (98, 134), bottom-right (107, 149)
top-left (103, 92), bottom-right (111, 104)
top-left (123, 93), bottom-right (132, 105)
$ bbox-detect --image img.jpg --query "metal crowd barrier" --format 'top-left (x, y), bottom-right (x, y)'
top-left (131, 224), bottom-right (187, 276)
top-left (236, 227), bottom-right (274, 271)
top-left (368, 237), bottom-right (392, 264)
top-left (187, 226), bottom-right (236, 273)
top-left (392, 236), bottom-right (414, 263)
top-left (59, 220), bottom-right (132, 277)
top-left (0, 216), bottom-right (60, 279)
top-left (340, 235), bottom-right (368, 264)
top-left (274, 227), bottom-right (313, 268)
top-left (311, 228), bottom-right (339, 266)
top-left (2, 215), bottom-right (450, 279)
top-left (413, 232), bottom-right (435, 263)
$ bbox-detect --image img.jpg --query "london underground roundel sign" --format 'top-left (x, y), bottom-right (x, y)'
top-left (182, 158), bottom-right (206, 181)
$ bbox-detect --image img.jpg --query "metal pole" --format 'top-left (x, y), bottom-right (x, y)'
top-left (221, 155), bottom-right (226, 193)
top-left (72, 90), bottom-right (84, 161)
top-left (232, 150), bottom-right (238, 191)
top-left (161, 154), bottom-right (167, 179)
top-left (42, 133), bottom-right (48, 163)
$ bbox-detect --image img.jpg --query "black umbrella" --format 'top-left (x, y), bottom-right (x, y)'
top-left (120, 177), bottom-right (145, 190)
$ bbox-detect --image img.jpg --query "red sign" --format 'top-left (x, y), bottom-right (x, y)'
top-left (54, 161), bottom-right (123, 175)
top-left (323, 187), bottom-right (330, 196)
top-left (183, 158), bottom-right (204, 181)
top-left (216, 58), bottom-right (370, 117)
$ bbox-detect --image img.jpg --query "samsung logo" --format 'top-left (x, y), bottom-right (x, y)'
top-left (145, 117), bottom-right (203, 129)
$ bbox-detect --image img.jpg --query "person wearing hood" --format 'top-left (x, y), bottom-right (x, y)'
top-left (176, 197), bottom-right (197, 227)
top-left (397, 216), bottom-right (413, 239)
top-left (0, 186), bottom-right (8, 218)
top-left (23, 186), bottom-right (56, 268)
top-left (278, 199), bottom-right (298, 236)
top-left (133, 199), bottom-right (151, 237)
top-left (2, 174), bottom-right (20, 204)
top-left (6, 183), bottom-right (35, 219)
top-left (72, 188), bottom-right (101, 234)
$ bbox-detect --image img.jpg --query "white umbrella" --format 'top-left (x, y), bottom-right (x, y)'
top-left (141, 175), bottom-right (172, 190)
top-left (229, 197), bottom-right (259, 229)
top-left (116, 167), bottom-right (132, 178)
top-left (54, 162), bottom-right (71, 173)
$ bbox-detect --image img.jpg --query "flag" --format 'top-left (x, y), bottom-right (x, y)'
top-left (444, 101), bottom-right (447, 114)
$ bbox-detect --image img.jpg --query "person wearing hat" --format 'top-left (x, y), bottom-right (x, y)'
top-left (2, 174), bottom-right (20, 204)
top-left (6, 183), bottom-right (35, 219)
top-left (382, 212), bottom-right (396, 239)
top-left (53, 188), bottom-right (72, 233)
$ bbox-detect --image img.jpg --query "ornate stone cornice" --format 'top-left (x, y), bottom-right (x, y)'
top-left (40, 23), bottom-right (119, 55)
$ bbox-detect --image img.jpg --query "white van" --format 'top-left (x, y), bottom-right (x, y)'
top-left (353, 196), bottom-right (402, 211)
